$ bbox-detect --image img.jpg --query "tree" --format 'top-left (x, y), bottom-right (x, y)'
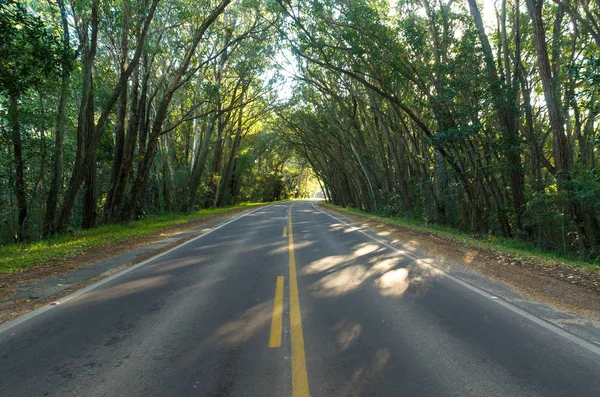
top-left (0, 0), bottom-right (62, 241)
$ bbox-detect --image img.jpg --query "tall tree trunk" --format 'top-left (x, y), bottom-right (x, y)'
top-left (519, 68), bottom-right (545, 192)
top-left (107, 65), bottom-right (141, 223)
top-left (103, 9), bottom-right (130, 224)
top-left (216, 107), bottom-right (243, 208)
top-left (525, 0), bottom-right (570, 175)
top-left (56, 0), bottom-right (159, 231)
top-left (44, 0), bottom-right (70, 235)
top-left (57, 1), bottom-right (99, 231)
top-left (81, 156), bottom-right (98, 229)
top-left (209, 104), bottom-right (225, 206)
top-left (81, 72), bottom-right (98, 229)
top-left (8, 90), bottom-right (27, 242)
top-left (103, 87), bottom-right (127, 223)
top-left (525, 0), bottom-right (599, 247)
top-left (468, 0), bottom-right (526, 233)
top-left (186, 112), bottom-right (218, 213)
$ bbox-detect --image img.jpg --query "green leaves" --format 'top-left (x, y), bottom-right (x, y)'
top-left (0, 0), bottom-right (63, 94)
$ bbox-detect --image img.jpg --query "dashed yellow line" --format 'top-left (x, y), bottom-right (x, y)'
top-left (288, 207), bottom-right (310, 396)
top-left (269, 276), bottom-right (284, 348)
top-left (283, 227), bottom-right (287, 237)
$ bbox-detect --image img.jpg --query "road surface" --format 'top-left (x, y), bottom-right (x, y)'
top-left (1, 201), bottom-right (600, 396)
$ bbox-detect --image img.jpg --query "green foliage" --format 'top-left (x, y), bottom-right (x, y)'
top-left (1, 0), bottom-right (600, 267)
top-left (0, 0), bottom-right (64, 94)
top-left (276, 0), bottom-right (600, 260)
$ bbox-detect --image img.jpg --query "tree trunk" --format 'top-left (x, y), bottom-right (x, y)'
top-left (103, 11), bottom-right (130, 224)
top-left (186, 112), bottom-right (218, 213)
top-left (216, 109), bottom-right (243, 208)
top-left (525, 0), bottom-right (570, 175)
top-left (468, 0), bottom-right (526, 232)
top-left (8, 90), bottom-right (27, 242)
top-left (525, 0), bottom-right (599, 247)
top-left (43, 0), bottom-right (70, 236)
top-left (56, 2), bottom-right (99, 231)
top-left (81, 158), bottom-right (98, 229)
top-left (107, 66), bottom-right (141, 223)
top-left (56, 0), bottom-right (159, 231)
top-left (121, 0), bottom-right (232, 220)
top-left (103, 86), bottom-right (128, 223)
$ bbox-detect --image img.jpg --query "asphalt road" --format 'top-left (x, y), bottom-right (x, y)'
top-left (1, 201), bottom-right (600, 396)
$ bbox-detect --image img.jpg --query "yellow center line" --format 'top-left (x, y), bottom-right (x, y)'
top-left (288, 207), bottom-right (310, 397)
top-left (269, 276), bottom-right (284, 348)
top-left (283, 227), bottom-right (287, 237)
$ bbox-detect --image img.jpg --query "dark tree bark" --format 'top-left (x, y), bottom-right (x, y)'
top-left (525, 0), bottom-right (600, 247)
top-left (8, 90), bottom-right (27, 242)
top-left (43, 0), bottom-right (70, 236)
top-left (468, 0), bottom-right (525, 234)
top-left (120, 0), bottom-right (231, 220)
top-left (103, 12), bottom-right (131, 224)
top-left (56, 0), bottom-right (160, 231)
top-left (216, 105), bottom-right (243, 208)
top-left (525, 0), bottom-right (570, 175)
top-left (106, 65), bottom-right (141, 223)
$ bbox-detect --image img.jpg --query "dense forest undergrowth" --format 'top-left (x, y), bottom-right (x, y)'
top-left (1, 0), bottom-right (600, 264)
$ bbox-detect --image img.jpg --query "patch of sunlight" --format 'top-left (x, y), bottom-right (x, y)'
top-left (311, 265), bottom-right (369, 297)
top-left (213, 301), bottom-right (272, 347)
top-left (306, 242), bottom-right (445, 298)
top-left (147, 257), bottom-right (203, 274)
top-left (368, 257), bottom-right (399, 273)
top-left (78, 275), bottom-right (171, 305)
top-left (352, 243), bottom-right (380, 257)
top-left (407, 258), bottom-right (444, 284)
top-left (463, 250), bottom-right (478, 264)
top-left (374, 258), bottom-right (444, 297)
top-left (303, 255), bottom-right (347, 275)
top-left (303, 243), bottom-right (387, 276)
top-left (341, 349), bottom-right (391, 397)
top-left (332, 320), bottom-right (363, 351)
top-left (375, 268), bottom-right (410, 297)
top-left (267, 240), bottom-right (314, 255)
top-left (329, 224), bottom-right (348, 232)
top-left (402, 239), bottom-right (421, 252)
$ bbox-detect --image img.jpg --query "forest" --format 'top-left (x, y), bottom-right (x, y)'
top-left (1, 0), bottom-right (600, 260)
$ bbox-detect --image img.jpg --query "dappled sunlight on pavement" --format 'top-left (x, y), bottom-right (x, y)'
top-left (375, 268), bottom-right (410, 297)
top-left (212, 301), bottom-right (272, 348)
top-left (301, 235), bottom-right (444, 298)
top-left (310, 265), bottom-right (370, 297)
top-left (340, 349), bottom-right (391, 397)
top-left (331, 320), bottom-right (363, 352)
top-left (74, 275), bottom-right (171, 306)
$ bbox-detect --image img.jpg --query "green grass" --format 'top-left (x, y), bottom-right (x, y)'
top-left (0, 203), bottom-right (265, 274)
top-left (321, 202), bottom-right (600, 271)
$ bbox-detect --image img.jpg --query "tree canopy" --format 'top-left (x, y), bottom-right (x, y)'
top-left (1, 0), bottom-right (599, 259)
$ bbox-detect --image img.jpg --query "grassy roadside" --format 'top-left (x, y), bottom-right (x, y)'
top-left (320, 202), bottom-right (600, 271)
top-left (0, 203), bottom-right (265, 274)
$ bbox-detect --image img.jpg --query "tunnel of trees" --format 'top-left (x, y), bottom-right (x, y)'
top-left (1, 0), bottom-right (599, 259)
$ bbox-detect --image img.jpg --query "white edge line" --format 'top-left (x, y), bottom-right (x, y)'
top-left (0, 205), bottom-right (271, 335)
top-left (311, 202), bottom-right (600, 357)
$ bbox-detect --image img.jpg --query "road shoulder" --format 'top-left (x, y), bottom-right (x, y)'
top-left (315, 202), bottom-right (600, 347)
top-left (0, 205), bottom-right (266, 325)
